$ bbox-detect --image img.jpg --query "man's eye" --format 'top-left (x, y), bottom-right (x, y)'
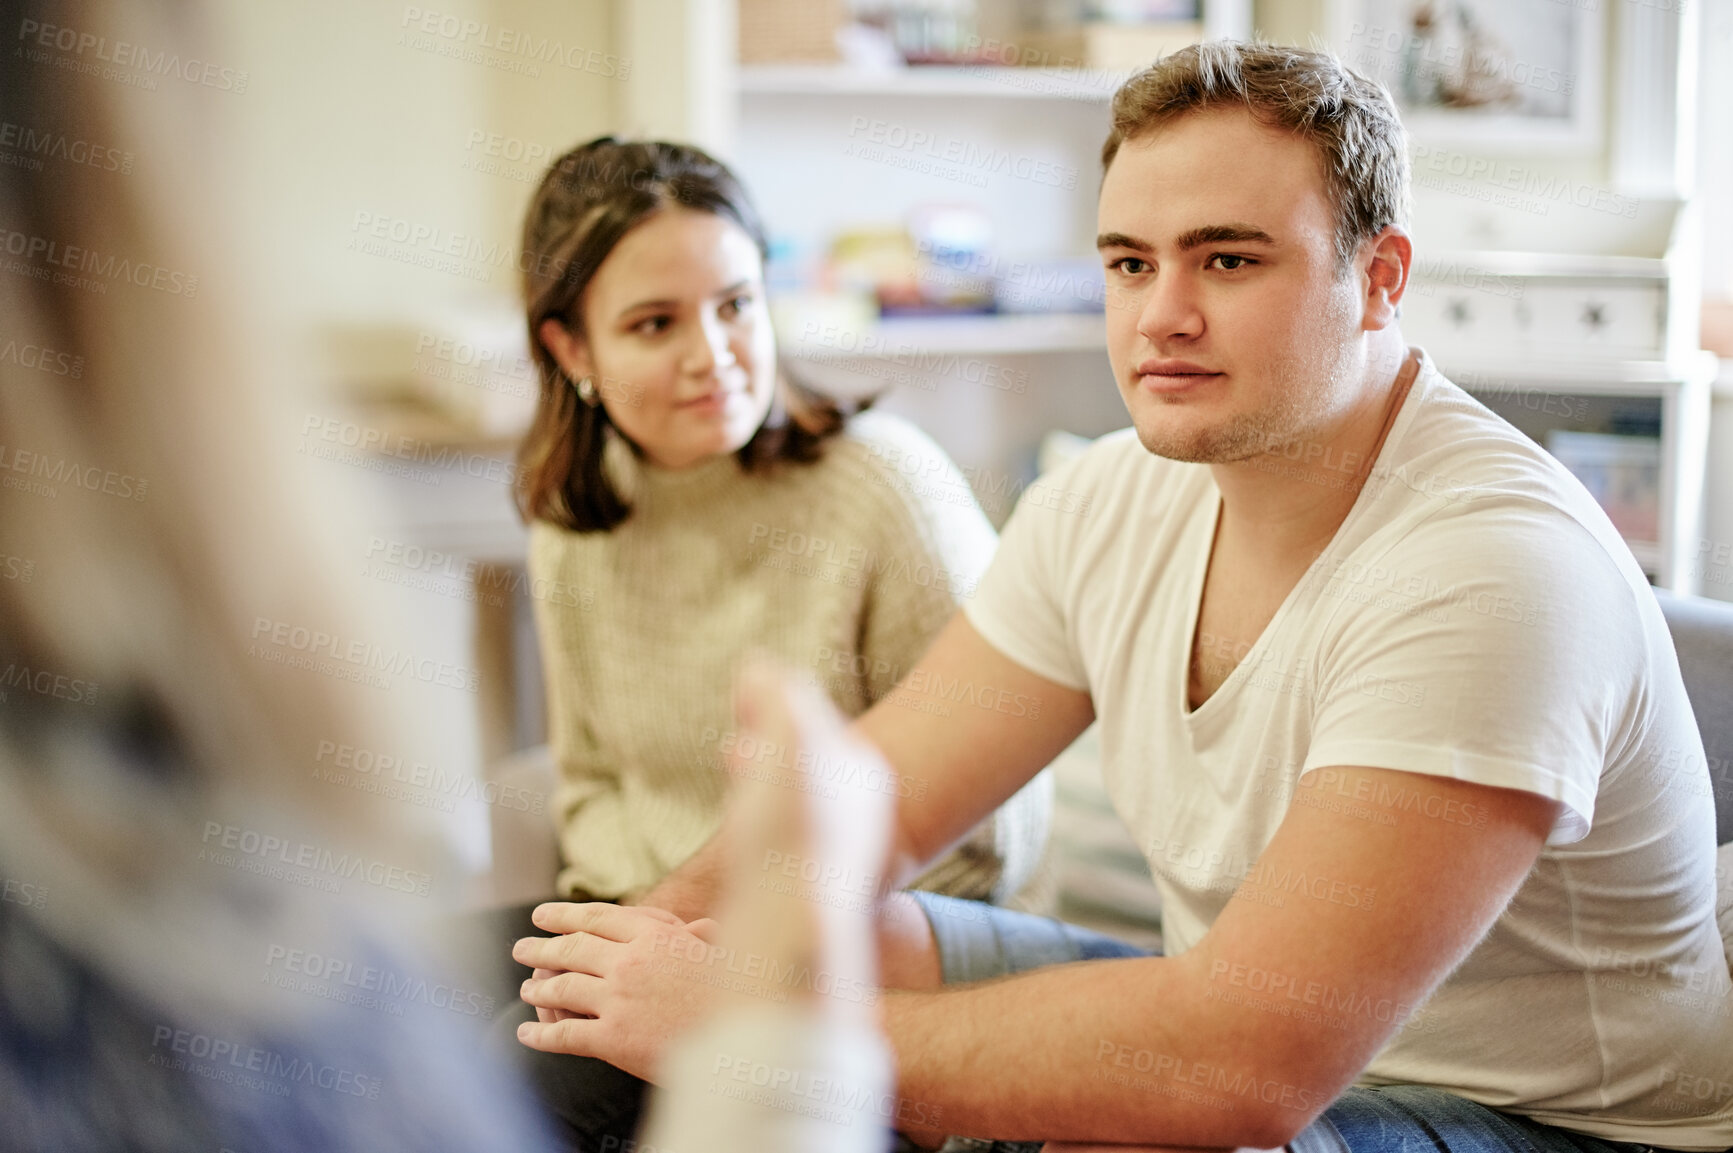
top-left (1109, 257), bottom-right (1150, 275)
top-left (1209, 254), bottom-right (1253, 271)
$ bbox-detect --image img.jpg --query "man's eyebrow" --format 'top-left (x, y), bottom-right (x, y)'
top-left (1096, 231), bottom-right (1149, 252)
top-left (1096, 224), bottom-right (1279, 252)
top-left (1174, 223), bottom-right (1278, 249)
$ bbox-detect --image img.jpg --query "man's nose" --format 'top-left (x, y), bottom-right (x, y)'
top-left (1137, 271), bottom-right (1204, 342)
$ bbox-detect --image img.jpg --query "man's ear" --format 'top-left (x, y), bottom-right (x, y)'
top-left (1361, 226), bottom-right (1412, 332)
top-left (538, 316), bottom-right (592, 380)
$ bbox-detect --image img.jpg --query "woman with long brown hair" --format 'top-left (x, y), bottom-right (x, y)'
top-left (503, 136), bottom-right (1054, 1146)
top-left (515, 136), bottom-right (1051, 912)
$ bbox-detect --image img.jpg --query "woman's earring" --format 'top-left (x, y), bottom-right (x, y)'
top-left (574, 374), bottom-right (599, 406)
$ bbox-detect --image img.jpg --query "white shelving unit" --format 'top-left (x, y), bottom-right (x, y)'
top-left (1406, 249), bottom-right (1714, 592)
top-left (730, 2), bottom-right (1253, 325)
top-left (717, 2), bottom-right (1708, 574)
top-left (731, 46), bottom-right (1155, 507)
top-left (725, 2), bottom-right (1257, 499)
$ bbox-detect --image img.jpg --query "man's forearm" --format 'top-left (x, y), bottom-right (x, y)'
top-left (880, 955), bottom-right (1305, 1148)
top-left (632, 832), bottom-right (730, 921)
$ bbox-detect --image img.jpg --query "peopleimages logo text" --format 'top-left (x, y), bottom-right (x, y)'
top-left (249, 616), bottom-right (481, 694)
top-left (200, 821), bottom-right (433, 897)
top-left (17, 19), bottom-right (250, 92)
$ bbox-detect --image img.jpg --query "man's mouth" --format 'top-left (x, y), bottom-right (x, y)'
top-left (1135, 358), bottom-right (1222, 394)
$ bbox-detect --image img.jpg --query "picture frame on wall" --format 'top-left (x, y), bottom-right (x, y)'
top-left (1328, 0), bottom-right (1605, 153)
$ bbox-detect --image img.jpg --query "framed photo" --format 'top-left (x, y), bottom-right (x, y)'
top-left (1329, 0), bottom-right (1605, 153)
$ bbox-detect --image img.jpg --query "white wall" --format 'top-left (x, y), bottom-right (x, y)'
top-left (206, 0), bottom-right (619, 336)
top-left (1698, 0), bottom-right (1733, 301)
top-left (1257, 0), bottom-right (1680, 257)
top-left (1698, 0), bottom-right (1733, 602)
top-left (187, 1), bottom-right (625, 875)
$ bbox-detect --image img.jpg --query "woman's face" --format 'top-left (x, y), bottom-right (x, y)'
top-left (540, 207), bottom-right (777, 471)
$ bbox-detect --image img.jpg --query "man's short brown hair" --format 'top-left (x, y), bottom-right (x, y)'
top-left (1103, 40), bottom-right (1411, 270)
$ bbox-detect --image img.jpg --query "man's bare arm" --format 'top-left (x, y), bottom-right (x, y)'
top-left (634, 613), bottom-right (1096, 982)
top-left (626, 831), bottom-right (727, 922)
top-left (878, 766), bottom-right (1560, 1147)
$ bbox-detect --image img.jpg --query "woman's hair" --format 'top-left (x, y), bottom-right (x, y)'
top-left (1102, 41), bottom-right (1410, 273)
top-left (0, 0), bottom-right (456, 1029)
top-left (515, 138), bottom-right (852, 533)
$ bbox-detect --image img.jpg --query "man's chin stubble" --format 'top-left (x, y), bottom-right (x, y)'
top-left (1134, 419), bottom-right (1277, 465)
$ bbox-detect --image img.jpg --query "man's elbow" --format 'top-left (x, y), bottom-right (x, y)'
top-left (887, 821), bottom-right (944, 888)
top-left (1104, 1066), bottom-right (1333, 1148)
top-left (1248, 1097), bottom-right (1326, 1150)
top-left (1234, 1064), bottom-right (1353, 1148)
top-left (1115, 1098), bottom-right (1314, 1149)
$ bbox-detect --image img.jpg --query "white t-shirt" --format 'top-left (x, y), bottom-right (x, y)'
top-left (965, 350), bottom-right (1733, 1150)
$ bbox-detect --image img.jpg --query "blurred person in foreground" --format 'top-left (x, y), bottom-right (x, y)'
top-left (0, 2), bottom-right (561, 1148)
top-left (490, 137), bottom-right (1059, 1146)
top-left (0, 5), bottom-right (944, 1152)
top-left (513, 41), bottom-right (1733, 1153)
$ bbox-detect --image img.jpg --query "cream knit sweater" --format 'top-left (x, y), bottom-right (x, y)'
top-left (529, 410), bottom-right (1053, 906)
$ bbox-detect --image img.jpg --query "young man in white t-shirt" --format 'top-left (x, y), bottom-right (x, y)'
top-left (510, 41), bottom-right (1733, 1153)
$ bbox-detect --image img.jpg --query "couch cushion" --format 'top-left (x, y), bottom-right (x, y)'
top-left (1654, 591), bottom-right (1733, 844)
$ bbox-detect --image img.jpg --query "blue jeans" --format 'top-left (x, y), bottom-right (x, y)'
top-left (905, 893), bottom-right (1665, 1153)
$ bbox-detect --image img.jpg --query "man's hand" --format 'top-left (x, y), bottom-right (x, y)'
top-left (528, 901), bottom-right (690, 1025)
top-left (513, 902), bottom-right (721, 1082)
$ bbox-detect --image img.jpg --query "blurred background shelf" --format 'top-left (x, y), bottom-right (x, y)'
top-left (739, 63), bottom-right (1131, 100)
top-left (1437, 360), bottom-right (1696, 394)
top-left (784, 311), bottom-right (1106, 357)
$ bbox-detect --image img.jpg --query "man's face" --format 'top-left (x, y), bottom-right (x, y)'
top-left (1097, 108), bottom-right (1371, 464)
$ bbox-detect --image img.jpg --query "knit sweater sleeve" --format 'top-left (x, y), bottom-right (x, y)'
top-left (844, 411), bottom-right (998, 701)
top-left (840, 413), bottom-right (1055, 906)
top-left (527, 520), bottom-right (654, 900)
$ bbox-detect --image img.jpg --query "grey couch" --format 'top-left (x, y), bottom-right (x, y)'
top-left (1654, 591), bottom-right (1733, 959)
top-left (1656, 590), bottom-right (1733, 847)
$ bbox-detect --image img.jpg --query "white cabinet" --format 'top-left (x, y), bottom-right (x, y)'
top-left (1406, 250), bottom-right (1714, 592)
top-left (1403, 254), bottom-right (1670, 365)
